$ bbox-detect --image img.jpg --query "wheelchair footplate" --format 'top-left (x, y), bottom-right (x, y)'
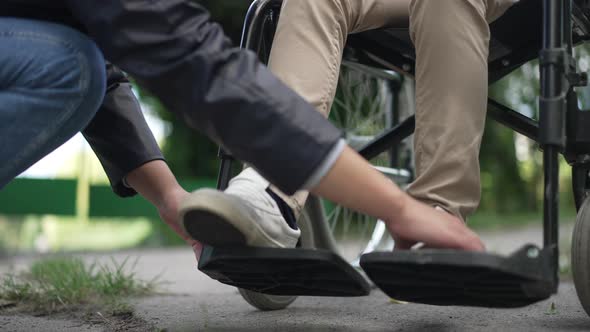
top-left (198, 246), bottom-right (371, 297)
top-left (360, 244), bottom-right (557, 308)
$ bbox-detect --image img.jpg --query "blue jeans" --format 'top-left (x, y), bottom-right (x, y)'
top-left (0, 18), bottom-right (106, 188)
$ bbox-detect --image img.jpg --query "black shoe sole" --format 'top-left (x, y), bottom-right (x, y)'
top-left (183, 210), bottom-right (247, 247)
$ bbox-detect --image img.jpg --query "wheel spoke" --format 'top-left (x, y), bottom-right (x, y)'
top-left (311, 67), bottom-right (411, 262)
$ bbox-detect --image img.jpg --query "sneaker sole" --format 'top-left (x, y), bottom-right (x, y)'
top-left (184, 209), bottom-right (247, 247)
top-left (179, 189), bottom-right (283, 248)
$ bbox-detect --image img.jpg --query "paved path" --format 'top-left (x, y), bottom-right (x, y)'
top-left (1, 223), bottom-right (589, 331)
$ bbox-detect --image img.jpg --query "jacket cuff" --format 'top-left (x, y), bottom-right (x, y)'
top-left (110, 156), bottom-right (166, 197)
top-left (301, 139), bottom-right (346, 190)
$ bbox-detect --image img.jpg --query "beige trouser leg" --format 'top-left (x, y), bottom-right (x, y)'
top-left (263, 0), bottom-right (515, 221)
top-left (266, 0), bottom-right (410, 217)
top-left (406, 0), bottom-right (516, 221)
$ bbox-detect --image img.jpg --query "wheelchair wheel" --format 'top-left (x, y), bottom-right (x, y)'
top-left (572, 196), bottom-right (590, 317)
top-left (238, 289), bottom-right (297, 311)
top-left (304, 67), bottom-right (414, 264)
top-left (572, 164), bottom-right (590, 211)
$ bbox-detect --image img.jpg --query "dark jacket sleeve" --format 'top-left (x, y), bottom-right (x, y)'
top-left (83, 63), bottom-right (164, 197)
top-left (64, 0), bottom-right (343, 195)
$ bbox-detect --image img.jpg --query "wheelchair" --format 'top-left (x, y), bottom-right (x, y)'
top-left (198, 0), bottom-right (590, 315)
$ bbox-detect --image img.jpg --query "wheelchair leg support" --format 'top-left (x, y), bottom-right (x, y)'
top-left (539, 0), bottom-right (573, 289)
top-left (542, 148), bottom-right (560, 284)
top-left (202, 0), bottom-right (372, 299)
top-left (360, 1), bottom-right (574, 308)
top-left (207, 0), bottom-right (588, 307)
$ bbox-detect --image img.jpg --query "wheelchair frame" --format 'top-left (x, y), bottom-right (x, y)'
top-left (217, 0), bottom-right (590, 294)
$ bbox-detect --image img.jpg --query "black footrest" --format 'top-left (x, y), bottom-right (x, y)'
top-left (198, 246), bottom-right (370, 297)
top-left (360, 244), bottom-right (557, 308)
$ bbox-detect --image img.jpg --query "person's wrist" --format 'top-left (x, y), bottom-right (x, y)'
top-left (158, 186), bottom-right (188, 210)
top-left (384, 189), bottom-right (411, 231)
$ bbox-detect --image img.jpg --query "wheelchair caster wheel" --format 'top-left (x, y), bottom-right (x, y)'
top-left (572, 197), bottom-right (590, 317)
top-left (238, 288), bottom-right (297, 311)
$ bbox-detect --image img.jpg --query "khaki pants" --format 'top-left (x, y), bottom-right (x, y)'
top-left (253, 0), bottom-right (517, 221)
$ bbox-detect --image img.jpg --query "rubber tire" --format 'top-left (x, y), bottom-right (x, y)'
top-left (572, 196), bottom-right (590, 317)
top-left (572, 165), bottom-right (590, 211)
top-left (238, 289), bottom-right (297, 311)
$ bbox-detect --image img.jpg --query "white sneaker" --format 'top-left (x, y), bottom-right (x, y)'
top-left (178, 168), bottom-right (300, 248)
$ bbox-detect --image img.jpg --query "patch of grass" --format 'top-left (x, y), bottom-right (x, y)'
top-left (0, 256), bottom-right (157, 315)
top-left (105, 299), bottom-right (135, 317)
top-left (545, 302), bottom-right (559, 315)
